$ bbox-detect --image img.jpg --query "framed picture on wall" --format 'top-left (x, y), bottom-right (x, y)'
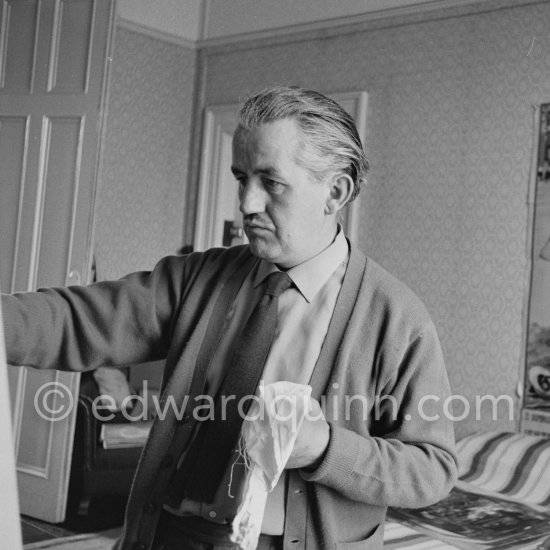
top-left (521, 103), bottom-right (550, 437)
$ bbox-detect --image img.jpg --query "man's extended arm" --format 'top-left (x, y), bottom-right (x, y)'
top-left (1, 256), bottom-right (184, 371)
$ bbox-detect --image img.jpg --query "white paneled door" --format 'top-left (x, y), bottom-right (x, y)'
top-left (0, 0), bottom-right (115, 522)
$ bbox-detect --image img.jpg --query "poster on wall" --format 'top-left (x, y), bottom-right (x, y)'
top-left (522, 103), bottom-right (550, 437)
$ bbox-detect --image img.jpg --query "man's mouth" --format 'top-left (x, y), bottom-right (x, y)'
top-left (244, 220), bottom-right (273, 232)
top-left (245, 226), bottom-right (271, 239)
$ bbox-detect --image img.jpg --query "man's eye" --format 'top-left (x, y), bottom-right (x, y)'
top-left (263, 178), bottom-right (283, 191)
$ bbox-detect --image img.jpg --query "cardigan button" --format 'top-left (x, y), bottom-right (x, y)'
top-left (133, 543), bottom-right (146, 550)
top-left (144, 502), bottom-right (156, 513)
top-left (161, 455), bottom-right (174, 468)
top-left (179, 414), bottom-right (191, 424)
top-left (293, 488), bottom-right (304, 495)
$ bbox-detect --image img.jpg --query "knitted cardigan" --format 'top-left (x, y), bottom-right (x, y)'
top-left (2, 242), bottom-right (457, 550)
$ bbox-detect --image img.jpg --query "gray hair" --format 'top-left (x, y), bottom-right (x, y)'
top-left (237, 86), bottom-right (369, 202)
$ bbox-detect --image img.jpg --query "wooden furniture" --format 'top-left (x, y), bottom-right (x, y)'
top-left (66, 372), bottom-right (144, 523)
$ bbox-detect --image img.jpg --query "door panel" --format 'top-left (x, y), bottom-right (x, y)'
top-left (0, 115), bottom-right (28, 291)
top-left (35, 116), bottom-right (83, 288)
top-left (48, 0), bottom-right (94, 93)
top-left (0, 0), bottom-right (39, 93)
top-left (18, 371), bottom-right (63, 473)
top-left (0, 0), bottom-right (114, 522)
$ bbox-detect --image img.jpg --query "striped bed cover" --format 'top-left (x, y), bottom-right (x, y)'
top-left (383, 431), bottom-right (550, 549)
top-left (383, 521), bottom-right (461, 549)
top-left (455, 430), bottom-right (550, 507)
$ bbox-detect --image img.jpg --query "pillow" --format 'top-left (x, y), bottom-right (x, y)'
top-left (93, 367), bottom-right (133, 412)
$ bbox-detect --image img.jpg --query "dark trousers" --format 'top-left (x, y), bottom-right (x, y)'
top-left (152, 511), bottom-right (284, 550)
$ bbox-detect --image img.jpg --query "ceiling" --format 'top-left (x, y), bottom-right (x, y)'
top-left (116, 0), bottom-right (493, 45)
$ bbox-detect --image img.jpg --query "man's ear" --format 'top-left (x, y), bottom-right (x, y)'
top-left (325, 174), bottom-right (354, 215)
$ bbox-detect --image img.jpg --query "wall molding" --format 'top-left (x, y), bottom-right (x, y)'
top-left (117, 0), bottom-right (544, 53)
top-left (197, 0), bottom-right (543, 53)
top-left (117, 17), bottom-right (196, 49)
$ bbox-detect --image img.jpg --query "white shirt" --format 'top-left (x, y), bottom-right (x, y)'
top-left (167, 227), bottom-right (349, 534)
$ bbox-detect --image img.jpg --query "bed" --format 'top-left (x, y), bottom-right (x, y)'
top-left (383, 431), bottom-right (550, 549)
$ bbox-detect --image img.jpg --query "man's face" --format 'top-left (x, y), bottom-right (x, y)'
top-left (231, 118), bottom-right (336, 268)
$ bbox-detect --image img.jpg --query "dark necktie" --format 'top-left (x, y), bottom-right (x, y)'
top-left (171, 271), bottom-right (293, 503)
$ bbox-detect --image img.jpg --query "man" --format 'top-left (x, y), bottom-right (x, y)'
top-left (2, 86), bottom-right (457, 550)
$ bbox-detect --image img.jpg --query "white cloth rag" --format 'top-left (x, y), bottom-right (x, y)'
top-left (230, 381), bottom-right (312, 550)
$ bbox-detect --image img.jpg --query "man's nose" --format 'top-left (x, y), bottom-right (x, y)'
top-left (239, 180), bottom-right (266, 215)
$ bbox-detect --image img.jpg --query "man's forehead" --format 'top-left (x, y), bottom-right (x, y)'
top-left (232, 118), bottom-right (307, 156)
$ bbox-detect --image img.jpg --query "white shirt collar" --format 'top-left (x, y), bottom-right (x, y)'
top-left (253, 225), bottom-right (349, 303)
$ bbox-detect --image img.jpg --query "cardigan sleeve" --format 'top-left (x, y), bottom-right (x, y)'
top-left (301, 319), bottom-right (458, 508)
top-left (1, 255), bottom-right (187, 371)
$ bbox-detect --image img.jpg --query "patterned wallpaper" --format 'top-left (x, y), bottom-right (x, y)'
top-left (198, 2), bottom-right (550, 438)
top-left (94, 27), bottom-right (196, 281)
